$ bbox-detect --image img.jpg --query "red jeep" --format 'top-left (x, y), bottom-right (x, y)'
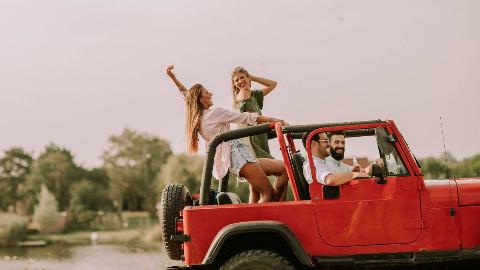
top-left (160, 120), bottom-right (480, 269)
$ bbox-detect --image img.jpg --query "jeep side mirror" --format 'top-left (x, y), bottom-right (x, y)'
top-left (371, 164), bottom-right (387, 184)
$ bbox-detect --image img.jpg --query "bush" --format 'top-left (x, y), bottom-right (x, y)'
top-left (68, 210), bottom-right (97, 230)
top-left (69, 210), bottom-right (123, 231)
top-left (0, 213), bottom-right (28, 247)
top-left (92, 211), bottom-right (123, 230)
top-left (33, 185), bottom-right (60, 233)
top-left (122, 211), bottom-right (152, 228)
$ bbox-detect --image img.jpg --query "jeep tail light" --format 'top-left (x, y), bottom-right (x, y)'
top-left (175, 217), bottom-right (183, 234)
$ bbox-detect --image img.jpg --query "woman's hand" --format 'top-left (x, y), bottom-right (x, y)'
top-left (275, 119), bottom-right (289, 126)
top-left (166, 65), bottom-right (176, 78)
top-left (166, 65), bottom-right (189, 95)
top-left (248, 75), bottom-right (278, 96)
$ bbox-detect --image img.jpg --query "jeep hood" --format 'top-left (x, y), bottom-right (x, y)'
top-left (455, 178), bottom-right (480, 206)
top-left (424, 180), bottom-right (457, 208)
top-left (424, 178), bottom-right (480, 207)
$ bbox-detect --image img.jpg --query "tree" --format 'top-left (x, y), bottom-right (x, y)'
top-left (33, 185), bottom-right (59, 234)
top-left (452, 154), bottom-right (480, 178)
top-left (79, 167), bottom-right (110, 188)
top-left (102, 128), bottom-right (172, 214)
top-left (69, 179), bottom-right (111, 212)
top-left (419, 157), bottom-right (447, 179)
top-left (419, 152), bottom-right (480, 179)
top-left (0, 147), bottom-right (33, 213)
top-left (157, 154), bottom-right (204, 195)
top-left (467, 155), bottom-right (480, 177)
top-left (24, 144), bottom-right (81, 213)
top-left (69, 167), bottom-right (111, 211)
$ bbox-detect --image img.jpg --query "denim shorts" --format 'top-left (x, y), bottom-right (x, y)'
top-left (229, 139), bottom-right (257, 180)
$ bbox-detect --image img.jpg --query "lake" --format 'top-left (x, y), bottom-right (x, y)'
top-left (0, 243), bottom-right (183, 270)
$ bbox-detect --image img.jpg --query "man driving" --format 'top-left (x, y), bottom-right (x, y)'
top-left (302, 131), bottom-right (370, 186)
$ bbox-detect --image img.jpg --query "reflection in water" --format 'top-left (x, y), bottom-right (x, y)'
top-left (0, 243), bottom-right (182, 270)
top-left (0, 243), bottom-right (73, 260)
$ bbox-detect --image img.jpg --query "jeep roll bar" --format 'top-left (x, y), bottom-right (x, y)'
top-left (199, 120), bottom-right (386, 205)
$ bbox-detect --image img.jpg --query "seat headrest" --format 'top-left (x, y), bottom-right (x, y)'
top-left (216, 192), bottom-right (242, 205)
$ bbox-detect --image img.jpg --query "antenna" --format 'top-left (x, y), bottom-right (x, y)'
top-left (440, 116), bottom-right (450, 179)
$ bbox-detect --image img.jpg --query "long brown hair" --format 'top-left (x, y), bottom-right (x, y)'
top-left (230, 66), bottom-right (250, 109)
top-left (185, 84), bottom-right (205, 154)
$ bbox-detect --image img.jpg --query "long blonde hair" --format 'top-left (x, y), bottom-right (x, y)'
top-left (231, 66), bottom-right (250, 109)
top-left (185, 84), bottom-right (205, 154)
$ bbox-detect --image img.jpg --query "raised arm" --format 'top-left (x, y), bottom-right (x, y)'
top-left (166, 65), bottom-right (188, 97)
top-left (250, 75), bottom-right (278, 96)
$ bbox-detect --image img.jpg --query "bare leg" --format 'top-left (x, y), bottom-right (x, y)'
top-left (280, 186), bottom-right (288, 201)
top-left (239, 162), bottom-right (274, 203)
top-left (248, 185), bottom-right (260, 203)
top-left (258, 158), bottom-right (289, 202)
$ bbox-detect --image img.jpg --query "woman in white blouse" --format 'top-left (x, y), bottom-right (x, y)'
top-left (167, 66), bottom-right (288, 203)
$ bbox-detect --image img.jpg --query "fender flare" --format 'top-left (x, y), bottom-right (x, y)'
top-left (202, 220), bottom-right (314, 267)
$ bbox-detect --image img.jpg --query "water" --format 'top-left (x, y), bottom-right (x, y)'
top-left (0, 243), bottom-right (182, 270)
top-left (2, 244), bottom-right (476, 270)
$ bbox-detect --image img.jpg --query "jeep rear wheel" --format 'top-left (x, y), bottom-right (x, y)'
top-left (160, 183), bottom-right (192, 260)
top-left (220, 249), bottom-right (295, 270)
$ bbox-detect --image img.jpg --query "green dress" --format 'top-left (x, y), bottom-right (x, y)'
top-left (236, 90), bottom-right (273, 159)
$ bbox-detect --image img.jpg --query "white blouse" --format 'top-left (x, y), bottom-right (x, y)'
top-left (200, 107), bottom-right (259, 180)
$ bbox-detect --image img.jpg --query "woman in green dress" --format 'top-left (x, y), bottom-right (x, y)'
top-left (231, 67), bottom-right (288, 202)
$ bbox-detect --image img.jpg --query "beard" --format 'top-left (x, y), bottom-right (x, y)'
top-left (330, 146), bottom-right (345, 161)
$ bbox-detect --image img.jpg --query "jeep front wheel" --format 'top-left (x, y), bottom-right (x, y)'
top-left (220, 249), bottom-right (295, 270)
top-left (160, 183), bottom-right (192, 260)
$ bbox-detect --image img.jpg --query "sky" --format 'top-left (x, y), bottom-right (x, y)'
top-left (0, 0), bottom-right (479, 167)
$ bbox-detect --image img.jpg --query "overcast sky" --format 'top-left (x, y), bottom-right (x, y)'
top-left (0, 0), bottom-right (479, 167)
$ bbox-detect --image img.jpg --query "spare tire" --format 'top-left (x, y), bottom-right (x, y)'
top-left (160, 183), bottom-right (192, 260)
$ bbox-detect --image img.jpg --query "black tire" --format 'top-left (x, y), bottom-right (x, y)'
top-left (220, 249), bottom-right (295, 270)
top-left (160, 183), bottom-right (192, 260)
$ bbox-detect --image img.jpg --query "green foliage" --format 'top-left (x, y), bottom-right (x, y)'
top-left (68, 167), bottom-right (112, 229)
top-left (157, 153), bottom-right (204, 195)
top-left (69, 210), bottom-right (97, 230)
top-left (0, 213), bottom-right (28, 247)
top-left (419, 153), bottom-right (480, 179)
top-left (68, 210), bottom-right (122, 231)
top-left (102, 128), bottom-right (172, 214)
top-left (67, 211), bottom-right (152, 231)
top-left (33, 185), bottom-right (60, 234)
top-left (0, 147), bottom-right (33, 213)
top-left (69, 179), bottom-right (111, 212)
top-left (79, 167), bottom-right (110, 188)
top-left (121, 211), bottom-right (152, 228)
top-left (25, 144), bottom-right (81, 212)
top-left (419, 157), bottom-right (448, 179)
top-left (452, 154), bottom-right (480, 178)
top-left (91, 211), bottom-right (123, 230)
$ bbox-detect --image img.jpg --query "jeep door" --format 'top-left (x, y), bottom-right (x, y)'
top-left (312, 128), bottom-right (422, 246)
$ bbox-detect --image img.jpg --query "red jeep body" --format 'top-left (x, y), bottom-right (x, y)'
top-left (175, 120), bottom-right (480, 268)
